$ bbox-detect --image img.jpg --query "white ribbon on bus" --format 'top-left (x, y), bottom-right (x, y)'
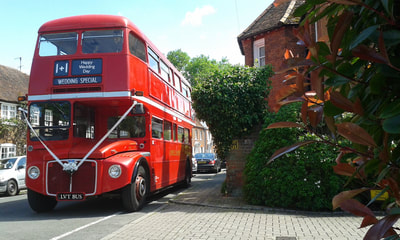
top-left (19, 100), bottom-right (138, 174)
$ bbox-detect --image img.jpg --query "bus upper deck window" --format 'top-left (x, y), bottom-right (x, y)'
top-left (82, 30), bottom-right (124, 54)
top-left (129, 33), bottom-right (146, 62)
top-left (39, 32), bottom-right (78, 56)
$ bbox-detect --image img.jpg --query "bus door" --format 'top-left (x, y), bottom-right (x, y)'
top-left (150, 117), bottom-right (166, 188)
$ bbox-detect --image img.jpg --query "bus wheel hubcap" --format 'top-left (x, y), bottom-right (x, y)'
top-left (135, 176), bottom-right (146, 199)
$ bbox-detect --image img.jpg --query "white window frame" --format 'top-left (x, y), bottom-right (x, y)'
top-left (1, 102), bottom-right (17, 120)
top-left (45, 109), bottom-right (53, 126)
top-left (30, 106), bottom-right (40, 126)
top-left (253, 38), bottom-right (265, 67)
top-left (0, 143), bottom-right (16, 159)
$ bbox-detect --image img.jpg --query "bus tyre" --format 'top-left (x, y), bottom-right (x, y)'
top-left (6, 180), bottom-right (18, 196)
top-left (183, 160), bottom-right (191, 188)
top-left (122, 165), bottom-right (147, 212)
top-left (27, 189), bottom-right (57, 213)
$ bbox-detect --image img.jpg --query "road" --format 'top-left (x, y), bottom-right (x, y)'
top-left (0, 172), bottom-right (216, 240)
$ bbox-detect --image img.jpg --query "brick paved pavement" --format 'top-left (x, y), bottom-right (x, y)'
top-left (102, 171), bottom-right (372, 240)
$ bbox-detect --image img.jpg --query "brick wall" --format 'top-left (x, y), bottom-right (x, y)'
top-left (228, 26), bottom-right (306, 197)
top-left (240, 26), bottom-right (306, 110)
top-left (225, 125), bottom-right (262, 196)
top-left (242, 38), bottom-right (254, 67)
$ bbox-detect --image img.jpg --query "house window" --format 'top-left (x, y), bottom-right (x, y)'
top-left (253, 38), bottom-right (265, 67)
top-left (45, 109), bottom-right (53, 126)
top-left (0, 143), bottom-right (16, 159)
top-left (1, 103), bottom-right (17, 120)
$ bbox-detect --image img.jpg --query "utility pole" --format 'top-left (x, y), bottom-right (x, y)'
top-left (15, 57), bottom-right (22, 71)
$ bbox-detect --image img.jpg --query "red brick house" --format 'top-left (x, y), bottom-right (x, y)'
top-left (226, 0), bottom-right (308, 196)
top-left (237, 0), bottom-right (306, 110)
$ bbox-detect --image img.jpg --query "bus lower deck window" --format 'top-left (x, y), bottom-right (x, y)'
top-left (108, 116), bottom-right (146, 139)
top-left (73, 104), bottom-right (95, 139)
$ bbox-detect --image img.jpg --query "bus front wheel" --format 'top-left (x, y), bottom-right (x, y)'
top-left (27, 189), bottom-right (57, 213)
top-left (122, 165), bottom-right (148, 212)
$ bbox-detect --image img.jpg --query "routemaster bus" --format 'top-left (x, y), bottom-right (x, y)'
top-left (21, 15), bottom-right (194, 212)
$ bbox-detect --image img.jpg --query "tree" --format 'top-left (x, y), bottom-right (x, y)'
top-left (167, 50), bottom-right (231, 86)
top-left (166, 49), bottom-right (190, 73)
top-left (184, 55), bottom-right (219, 86)
top-left (167, 50), bottom-right (272, 159)
top-left (192, 65), bottom-right (272, 160)
top-left (268, 0), bottom-right (400, 238)
top-left (0, 117), bottom-right (27, 156)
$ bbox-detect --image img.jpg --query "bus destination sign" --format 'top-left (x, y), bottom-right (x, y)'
top-left (72, 59), bottom-right (102, 75)
top-left (53, 76), bottom-right (102, 85)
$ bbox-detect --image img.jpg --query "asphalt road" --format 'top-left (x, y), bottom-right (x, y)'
top-left (0, 172), bottom-right (216, 240)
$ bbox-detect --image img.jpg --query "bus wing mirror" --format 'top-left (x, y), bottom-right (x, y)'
top-left (132, 103), bottom-right (145, 114)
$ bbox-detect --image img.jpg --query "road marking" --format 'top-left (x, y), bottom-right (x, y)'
top-left (49, 212), bottom-right (122, 240)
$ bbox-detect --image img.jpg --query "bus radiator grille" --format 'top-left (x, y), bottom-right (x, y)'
top-left (46, 160), bottom-right (97, 195)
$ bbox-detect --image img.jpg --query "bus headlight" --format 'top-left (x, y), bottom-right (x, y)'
top-left (108, 165), bottom-right (121, 178)
top-left (28, 166), bottom-right (40, 179)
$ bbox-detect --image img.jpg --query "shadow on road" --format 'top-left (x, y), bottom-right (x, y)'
top-left (0, 171), bottom-right (223, 221)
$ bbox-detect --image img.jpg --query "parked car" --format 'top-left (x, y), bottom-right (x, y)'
top-left (192, 157), bottom-right (197, 173)
top-left (0, 156), bottom-right (26, 196)
top-left (195, 153), bottom-right (221, 173)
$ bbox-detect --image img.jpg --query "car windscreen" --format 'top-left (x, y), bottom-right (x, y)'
top-left (0, 158), bottom-right (17, 170)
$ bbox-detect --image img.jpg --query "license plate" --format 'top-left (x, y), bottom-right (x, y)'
top-left (198, 161), bottom-right (206, 164)
top-left (57, 192), bottom-right (85, 201)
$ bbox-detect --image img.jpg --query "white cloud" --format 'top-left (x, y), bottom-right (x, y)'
top-left (181, 5), bottom-right (216, 26)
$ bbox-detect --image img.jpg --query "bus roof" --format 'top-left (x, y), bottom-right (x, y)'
top-left (38, 15), bottom-right (140, 33)
top-left (37, 15), bottom-right (191, 88)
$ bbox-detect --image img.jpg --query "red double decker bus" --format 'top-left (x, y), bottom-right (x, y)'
top-left (23, 15), bottom-right (194, 212)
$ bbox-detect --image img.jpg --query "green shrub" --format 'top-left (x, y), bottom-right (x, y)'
top-left (192, 65), bottom-right (272, 160)
top-left (243, 104), bottom-right (346, 211)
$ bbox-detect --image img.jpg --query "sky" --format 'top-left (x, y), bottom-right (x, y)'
top-left (0, 0), bottom-right (273, 74)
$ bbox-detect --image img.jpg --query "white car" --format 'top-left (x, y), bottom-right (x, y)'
top-left (0, 156), bottom-right (26, 196)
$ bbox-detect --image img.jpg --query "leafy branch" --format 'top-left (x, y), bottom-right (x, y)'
top-left (270, 0), bottom-right (400, 238)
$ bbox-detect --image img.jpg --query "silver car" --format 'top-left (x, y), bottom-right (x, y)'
top-left (195, 153), bottom-right (221, 173)
top-left (0, 156), bottom-right (26, 196)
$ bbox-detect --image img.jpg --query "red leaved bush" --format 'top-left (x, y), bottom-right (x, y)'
top-left (269, 0), bottom-right (400, 239)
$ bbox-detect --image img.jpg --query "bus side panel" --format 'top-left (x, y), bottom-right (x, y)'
top-left (102, 55), bottom-right (130, 92)
top-left (150, 138), bottom-right (165, 189)
top-left (164, 141), bottom-right (180, 185)
top-left (29, 58), bottom-right (57, 95)
top-left (128, 56), bottom-right (148, 94)
top-left (184, 99), bottom-right (191, 118)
